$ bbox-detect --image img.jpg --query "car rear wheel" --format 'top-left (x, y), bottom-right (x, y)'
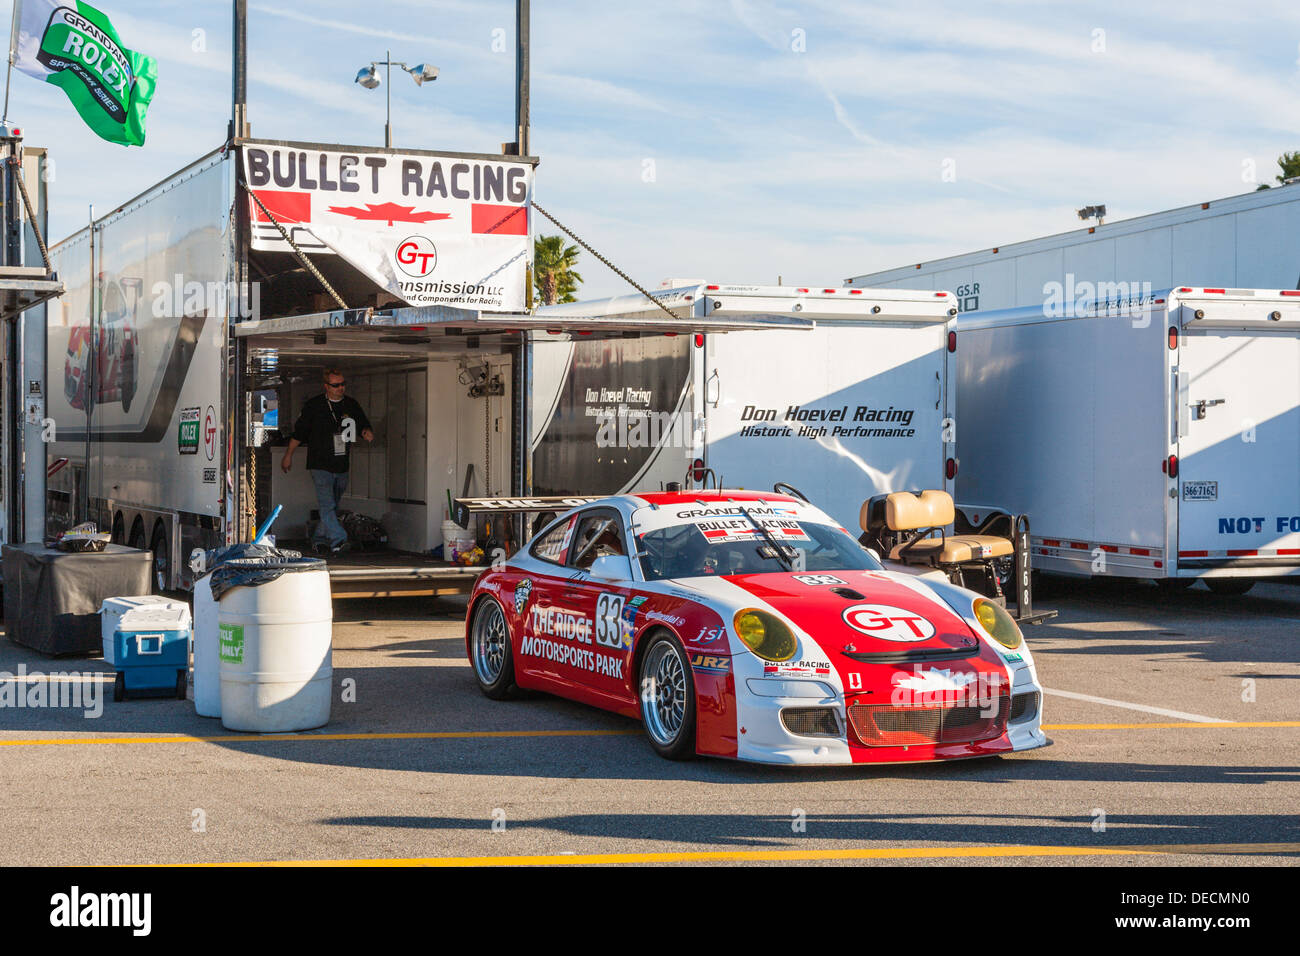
top-left (470, 597), bottom-right (518, 700)
top-left (639, 632), bottom-right (696, 760)
top-left (1206, 578), bottom-right (1255, 596)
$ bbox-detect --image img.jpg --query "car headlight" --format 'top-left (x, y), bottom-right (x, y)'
top-left (733, 609), bottom-right (797, 662)
top-left (973, 598), bottom-right (1022, 649)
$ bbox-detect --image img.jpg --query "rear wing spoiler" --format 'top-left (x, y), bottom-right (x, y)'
top-left (453, 496), bottom-right (603, 529)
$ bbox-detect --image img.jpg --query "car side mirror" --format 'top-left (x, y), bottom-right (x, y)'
top-left (589, 554), bottom-right (632, 581)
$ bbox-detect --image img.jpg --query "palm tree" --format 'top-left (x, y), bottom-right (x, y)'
top-left (534, 235), bottom-right (583, 305)
top-left (1278, 151), bottom-right (1300, 184)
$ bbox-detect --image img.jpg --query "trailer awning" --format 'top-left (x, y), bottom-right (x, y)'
top-left (233, 302), bottom-right (814, 339)
top-left (539, 284), bottom-right (957, 325)
top-left (0, 265), bottom-right (62, 321)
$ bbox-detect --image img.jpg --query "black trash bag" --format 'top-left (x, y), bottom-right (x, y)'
top-left (200, 542), bottom-right (325, 600)
top-left (337, 510), bottom-right (388, 549)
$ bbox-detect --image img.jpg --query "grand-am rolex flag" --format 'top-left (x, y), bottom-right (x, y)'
top-left (12, 0), bottom-right (157, 146)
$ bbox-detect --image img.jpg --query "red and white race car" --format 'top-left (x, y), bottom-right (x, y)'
top-left (465, 490), bottom-right (1049, 765)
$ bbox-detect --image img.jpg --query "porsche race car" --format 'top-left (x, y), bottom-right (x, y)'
top-left (464, 490), bottom-right (1049, 765)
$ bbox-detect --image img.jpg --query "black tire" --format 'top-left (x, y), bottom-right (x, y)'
top-left (469, 597), bottom-right (518, 700)
top-left (110, 513), bottom-right (125, 545)
top-left (1155, 578), bottom-right (1195, 592)
top-left (150, 522), bottom-right (171, 593)
top-left (1206, 578), bottom-right (1255, 596)
top-left (175, 669), bottom-right (187, 700)
top-left (128, 518), bottom-right (145, 551)
top-left (113, 672), bottom-right (125, 702)
top-left (638, 631), bottom-right (697, 761)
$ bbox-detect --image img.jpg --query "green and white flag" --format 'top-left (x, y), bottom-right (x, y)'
top-left (11, 0), bottom-right (157, 146)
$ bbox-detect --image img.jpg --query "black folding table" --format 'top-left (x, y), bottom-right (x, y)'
top-left (2, 543), bottom-right (152, 656)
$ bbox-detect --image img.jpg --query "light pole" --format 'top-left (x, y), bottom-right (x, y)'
top-left (1077, 204), bottom-right (1107, 227)
top-left (355, 51), bottom-right (439, 148)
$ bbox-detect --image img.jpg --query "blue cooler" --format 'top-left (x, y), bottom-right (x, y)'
top-left (100, 596), bottom-right (192, 701)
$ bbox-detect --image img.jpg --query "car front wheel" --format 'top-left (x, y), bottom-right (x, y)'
top-left (639, 632), bottom-right (697, 760)
top-left (470, 597), bottom-right (518, 700)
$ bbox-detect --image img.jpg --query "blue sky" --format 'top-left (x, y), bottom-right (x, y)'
top-left (8, 0), bottom-right (1300, 297)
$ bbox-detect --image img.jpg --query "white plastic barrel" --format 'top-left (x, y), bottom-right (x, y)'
top-left (192, 574), bottom-right (221, 717)
top-left (217, 565), bottom-right (332, 732)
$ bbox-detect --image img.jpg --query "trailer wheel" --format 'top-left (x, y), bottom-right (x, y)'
top-left (128, 518), bottom-right (145, 550)
top-left (1206, 578), bottom-right (1255, 596)
top-left (111, 513), bottom-right (125, 545)
top-left (1155, 578), bottom-right (1195, 592)
top-left (150, 522), bottom-right (171, 593)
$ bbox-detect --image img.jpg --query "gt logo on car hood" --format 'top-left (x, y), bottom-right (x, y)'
top-left (842, 604), bottom-right (936, 642)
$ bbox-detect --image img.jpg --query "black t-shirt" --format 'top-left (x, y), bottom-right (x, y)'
top-left (290, 393), bottom-right (372, 474)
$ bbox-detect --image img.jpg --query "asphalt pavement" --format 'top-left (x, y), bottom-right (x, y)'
top-left (0, 576), bottom-right (1296, 866)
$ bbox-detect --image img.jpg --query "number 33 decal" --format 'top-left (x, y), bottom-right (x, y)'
top-left (595, 594), bottom-right (625, 648)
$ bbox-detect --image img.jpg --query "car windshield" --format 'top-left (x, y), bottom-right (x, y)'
top-left (637, 518), bottom-right (883, 580)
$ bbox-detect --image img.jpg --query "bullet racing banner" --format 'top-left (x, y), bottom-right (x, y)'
top-left (241, 143), bottom-right (533, 312)
top-left (12, 0), bottom-right (157, 146)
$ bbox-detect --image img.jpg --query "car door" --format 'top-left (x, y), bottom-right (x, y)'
top-left (549, 508), bottom-right (637, 708)
top-left (514, 512), bottom-right (580, 688)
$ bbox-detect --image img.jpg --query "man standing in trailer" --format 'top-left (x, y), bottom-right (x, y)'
top-left (280, 368), bottom-right (374, 553)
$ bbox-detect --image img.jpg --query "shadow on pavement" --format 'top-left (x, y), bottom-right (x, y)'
top-left (314, 808), bottom-right (1300, 852)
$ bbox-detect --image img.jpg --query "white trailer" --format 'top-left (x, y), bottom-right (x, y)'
top-left (955, 287), bottom-right (1300, 592)
top-left (44, 146), bottom-right (807, 596)
top-left (846, 182), bottom-right (1300, 313)
top-left (537, 283), bottom-right (960, 533)
top-left (527, 283), bottom-right (1052, 620)
top-left (45, 149), bottom-right (231, 590)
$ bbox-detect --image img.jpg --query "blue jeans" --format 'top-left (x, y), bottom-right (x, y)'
top-left (309, 469), bottom-right (349, 547)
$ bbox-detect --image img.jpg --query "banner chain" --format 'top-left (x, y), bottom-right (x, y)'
top-left (531, 201), bottom-right (679, 321)
top-left (238, 178), bottom-right (348, 311)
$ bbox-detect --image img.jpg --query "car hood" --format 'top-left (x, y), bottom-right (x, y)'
top-left (720, 568), bottom-right (982, 658)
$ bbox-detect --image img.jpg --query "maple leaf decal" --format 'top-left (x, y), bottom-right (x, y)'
top-left (326, 202), bottom-right (453, 226)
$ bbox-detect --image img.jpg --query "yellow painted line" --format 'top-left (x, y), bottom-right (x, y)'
top-left (1042, 721), bottom-right (1300, 730)
top-left (1, 721), bottom-right (1295, 748)
top-left (0, 729), bottom-right (640, 747)
top-left (167, 842), bottom-right (1300, 867)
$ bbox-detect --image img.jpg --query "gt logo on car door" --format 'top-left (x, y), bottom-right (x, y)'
top-left (595, 594), bottom-right (625, 648)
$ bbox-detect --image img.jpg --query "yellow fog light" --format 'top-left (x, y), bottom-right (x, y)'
top-left (733, 609), bottom-right (797, 662)
top-left (973, 598), bottom-right (1023, 650)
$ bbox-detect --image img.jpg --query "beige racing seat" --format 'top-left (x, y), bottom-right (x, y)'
top-left (860, 490), bottom-right (1013, 566)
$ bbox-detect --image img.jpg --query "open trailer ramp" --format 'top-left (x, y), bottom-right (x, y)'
top-left (263, 539), bottom-right (484, 599)
top-left (279, 547), bottom-right (484, 599)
